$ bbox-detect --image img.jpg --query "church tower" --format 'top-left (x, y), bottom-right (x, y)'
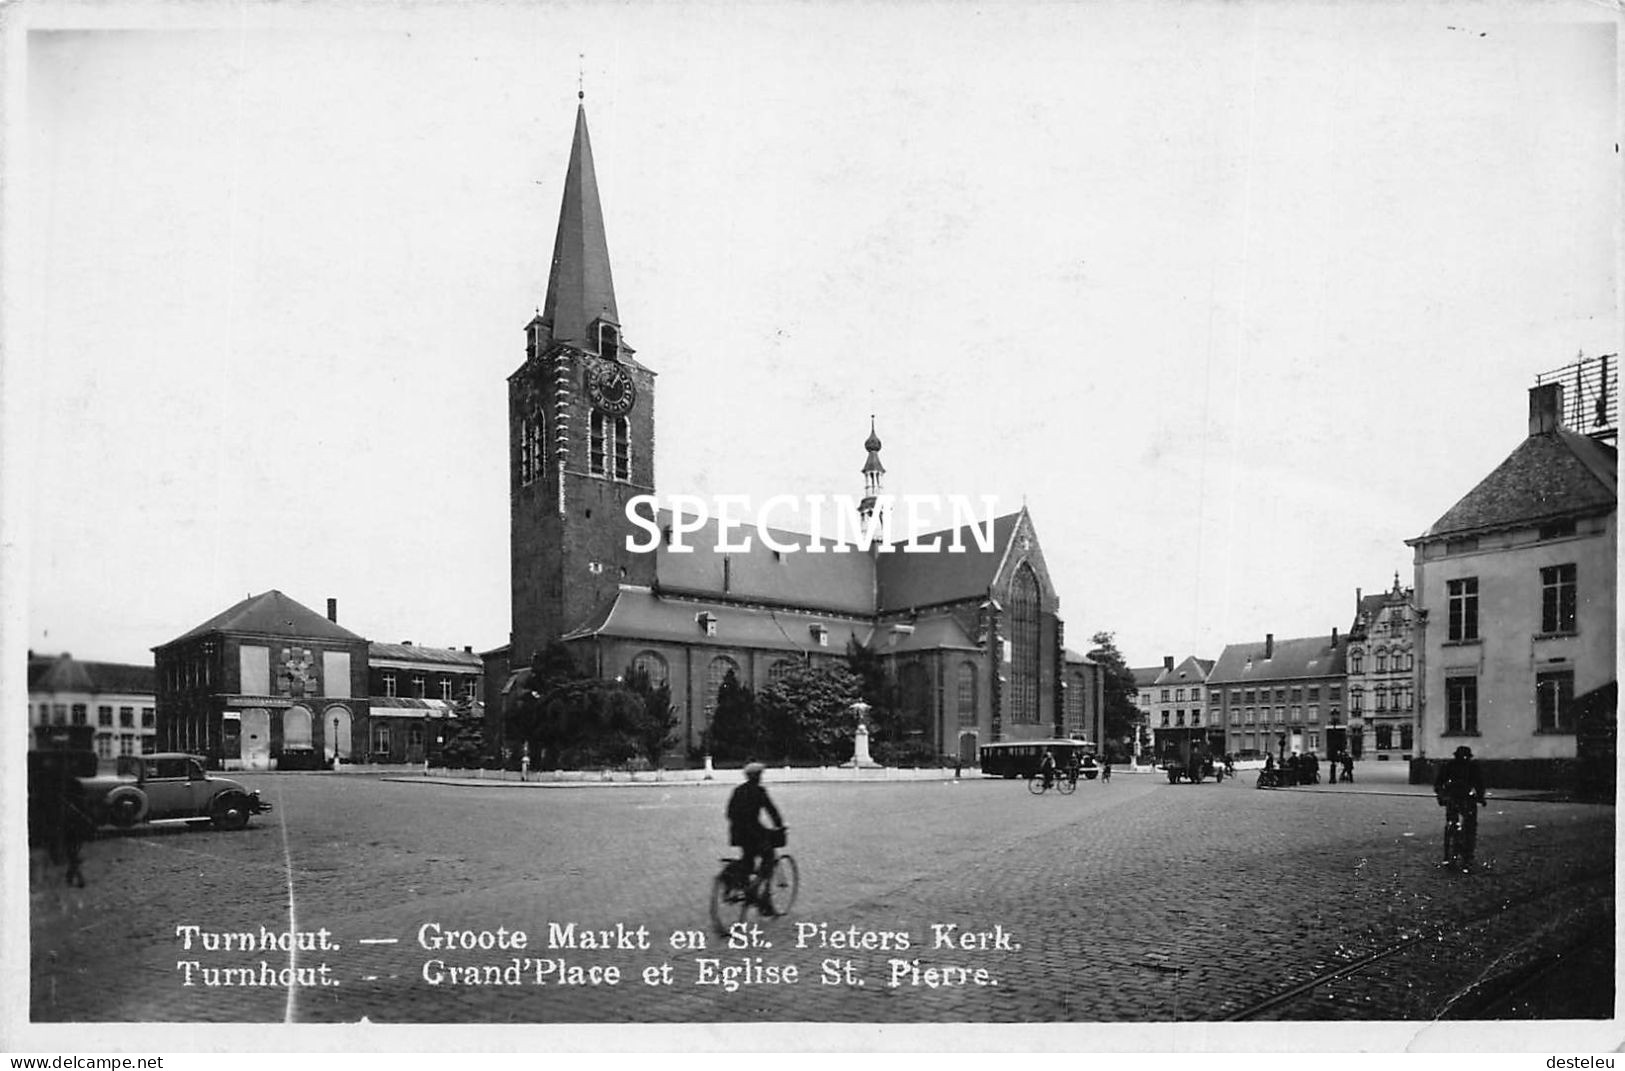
top-left (509, 100), bottom-right (656, 668)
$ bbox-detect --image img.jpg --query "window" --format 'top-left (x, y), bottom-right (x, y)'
top-left (1191, 710), bottom-right (1202, 727)
top-left (590, 411), bottom-right (607, 475)
top-left (1350, 649), bottom-right (1364, 673)
top-left (1445, 676), bottom-right (1478, 734)
top-left (1375, 650), bottom-right (1387, 673)
top-left (1539, 519), bottom-right (1576, 540)
top-left (957, 662), bottom-right (977, 728)
top-left (1307, 731), bottom-right (1319, 751)
top-left (631, 651), bottom-right (669, 690)
top-left (1175, 688), bottom-right (1184, 702)
top-left (1230, 689), bottom-right (1241, 704)
top-left (1541, 564), bottom-right (1577, 634)
top-left (1375, 686), bottom-right (1387, 712)
top-left (1244, 707), bottom-right (1254, 725)
top-left (383, 672), bottom-right (397, 698)
top-left (520, 413), bottom-right (545, 486)
top-left (1375, 724), bottom-right (1393, 750)
top-left (1536, 670), bottom-right (1575, 733)
top-left (412, 675), bottom-right (426, 698)
top-left (52, 704), bottom-right (66, 725)
top-left (119, 736), bottom-right (135, 757)
top-left (96, 735), bottom-right (113, 759)
top-left (141, 708), bottom-right (154, 728)
top-left (373, 724), bottom-right (391, 753)
top-left (1160, 712), bottom-right (1169, 727)
top-left (1350, 687), bottom-right (1363, 713)
top-left (1161, 689), bottom-right (1170, 702)
top-left (119, 706), bottom-right (134, 728)
top-left (71, 704), bottom-right (87, 726)
top-left (1007, 565), bottom-right (1042, 724)
top-left (97, 706), bottom-right (112, 727)
top-left (1290, 687), bottom-right (1303, 703)
top-left (1243, 689), bottom-right (1255, 704)
top-left (1274, 707), bottom-right (1285, 725)
top-left (1400, 724), bottom-right (1413, 750)
top-left (1329, 684), bottom-right (1342, 702)
top-left (1447, 578), bottom-right (1479, 641)
top-left (1308, 686), bottom-right (1320, 702)
top-left (440, 679), bottom-right (453, 701)
top-left (1274, 688), bottom-right (1286, 703)
top-left (1307, 705), bottom-right (1319, 724)
top-left (705, 656), bottom-right (741, 721)
top-left (1290, 706), bottom-right (1301, 724)
top-left (614, 417), bottom-right (631, 481)
top-left (599, 322), bottom-right (619, 360)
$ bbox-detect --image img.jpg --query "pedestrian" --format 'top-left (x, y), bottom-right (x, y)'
top-left (1341, 752), bottom-right (1353, 783)
top-left (1102, 758), bottom-right (1112, 783)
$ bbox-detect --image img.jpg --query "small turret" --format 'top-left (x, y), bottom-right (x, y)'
top-left (858, 416), bottom-right (886, 525)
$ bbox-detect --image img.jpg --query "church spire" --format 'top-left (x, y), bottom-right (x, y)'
top-left (859, 416), bottom-right (886, 524)
top-left (539, 102), bottom-right (620, 353)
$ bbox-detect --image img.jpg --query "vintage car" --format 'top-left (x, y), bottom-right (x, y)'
top-left (78, 753), bottom-right (271, 830)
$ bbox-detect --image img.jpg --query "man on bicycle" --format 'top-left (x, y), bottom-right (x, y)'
top-left (728, 763), bottom-right (785, 913)
top-left (1434, 745), bottom-right (1486, 868)
top-left (1038, 748), bottom-right (1057, 789)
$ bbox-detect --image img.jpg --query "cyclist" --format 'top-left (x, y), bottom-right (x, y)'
top-left (727, 763), bottom-right (786, 913)
top-left (1038, 748), bottom-right (1057, 790)
top-left (1434, 745), bottom-right (1486, 868)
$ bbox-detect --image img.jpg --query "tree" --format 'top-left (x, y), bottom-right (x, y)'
top-left (623, 664), bottom-right (679, 768)
top-left (1086, 630), bottom-right (1141, 760)
top-left (757, 661), bottom-right (864, 764)
top-left (844, 638), bottom-right (899, 734)
top-left (704, 669), bottom-right (760, 762)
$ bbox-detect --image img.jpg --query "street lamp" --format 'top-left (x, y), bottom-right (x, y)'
top-left (332, 716), bottom-right (340, 766)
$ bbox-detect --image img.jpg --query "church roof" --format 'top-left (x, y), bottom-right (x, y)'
top-left (540, 103), bottom-right (619, 351)
top-left (653, 512), bottom-right (876, 616)
top-left (562, 587), bottom-right (874, 654)
top-left (1411, 429), bottom-right (1617, 542)
top-left (158, 590), bottom-right (367, 649)
top-left (874, 512), bottom-right (1022, 612)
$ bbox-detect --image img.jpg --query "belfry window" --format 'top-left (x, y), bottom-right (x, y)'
top-left (590, 412), bottom-right (607, 476)
top-left (520, 413), bottom-right (545, 486)
top-left (598, 323), bottom-right (619, 361)
top-left (614, 417), bottom-right (630, 480)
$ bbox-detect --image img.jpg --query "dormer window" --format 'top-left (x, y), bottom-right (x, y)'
top-left (810, 623), bottom-right (828, 647)
top-left (598, 322), bottom-right (620, 361)
top-left (697, 612), bottom-right (717, 637)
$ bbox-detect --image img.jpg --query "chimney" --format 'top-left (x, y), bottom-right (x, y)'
top-left (464, 646), bottom-right (473, 653)
top-left (1265, 634), bottom-right (1274, 659)
top-left (1163, 656), bottom-right (1174, 671)
top-left (1331, 626), bottom-right (1339, 647)
top-left (1529, 382), bottom-right (1565, 436)
top-left (327, 598), bottom-right (338, 623)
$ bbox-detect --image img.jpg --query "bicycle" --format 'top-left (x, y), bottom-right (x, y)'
top-left (710, 830), bottom-right (799, 932)
top-left (1027, 770), bottom-right (1077, 795)
top-left (1441, 795), bottom-right (1483, 871)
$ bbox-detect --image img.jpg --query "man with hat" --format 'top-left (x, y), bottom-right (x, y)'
top-left (727, 763), bottom-right (786, 913)
top-left (1434, 745), bottom-right (1487, 868)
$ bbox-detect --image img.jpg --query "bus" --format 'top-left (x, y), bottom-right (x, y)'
top-left (979, 739), bottom-right (1098, 780)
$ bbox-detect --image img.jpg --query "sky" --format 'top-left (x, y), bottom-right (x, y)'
top-left (7, 0), bottom-right (1620, 673)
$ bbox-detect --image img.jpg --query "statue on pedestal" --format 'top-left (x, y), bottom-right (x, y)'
top-left (842, 700), bottom-right (883, 769)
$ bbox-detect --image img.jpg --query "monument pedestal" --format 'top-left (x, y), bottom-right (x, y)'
top-left (841, 721), bottom-right (883, 769)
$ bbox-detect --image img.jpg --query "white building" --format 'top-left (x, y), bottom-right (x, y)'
top-left (28, 651), bottom-right (156, 760)
top-left (1408, 373), bottom-right (1616, 788)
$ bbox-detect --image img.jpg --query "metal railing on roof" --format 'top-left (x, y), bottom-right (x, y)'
top-left (1537, 352), bottom-right (1618, 442)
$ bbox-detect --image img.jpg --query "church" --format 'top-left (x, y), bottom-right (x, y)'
top-left (482, 100), bottom-right (1101, 765)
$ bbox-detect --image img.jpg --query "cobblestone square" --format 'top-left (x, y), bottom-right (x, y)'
top-left (28, 767), bottom-right (1615, 1033)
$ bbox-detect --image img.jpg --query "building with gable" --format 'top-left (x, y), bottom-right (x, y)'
top-left (28, 652), bottom-right (156, 759)
top-left (1205, 632), bottom-right (1347, 761)
top-left (1407, 368), bottom-right (1617, 788)
top-left (484, 100), bottom-right (1087, 765)
top-left (1345, 576), bottom-right (1417, 764)
top-left (153, 591), bottom-right (370, 770)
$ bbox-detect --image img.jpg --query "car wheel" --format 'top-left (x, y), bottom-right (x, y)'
top-left (211, 794), bottom-right (251, 831)
top-left (107, 791), bottom-right (146, 828)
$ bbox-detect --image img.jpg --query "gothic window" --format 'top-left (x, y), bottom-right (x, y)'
top-left (631, 650), bottom-right (669, 689)
top-left (614, 416), bottom-right (631, 480)
top-left (1008, 564), bottom-right (1042, 724)
top-left (705, 656), bottom-right (740, 721)
top-left (590, 412), bottom-right (607, 475)
top-left (520, 413), bottom-right (545, 486)
top-left (957, 662), bottom-right (977, 728)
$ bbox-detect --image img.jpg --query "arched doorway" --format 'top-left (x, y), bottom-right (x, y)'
top-left (958, 730), bottom-right (979, 767)
top-left (326, 705), bottom-right (353, 761)
top-left (241, 708), bottom-right (271, 770)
